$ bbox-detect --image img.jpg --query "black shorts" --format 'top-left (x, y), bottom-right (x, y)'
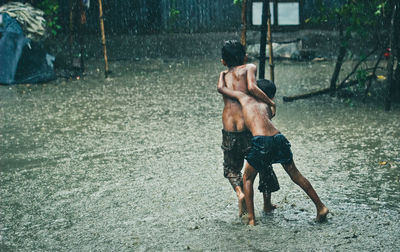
top-left (222, 130), bottom-right (280, 193)
top-left (245, 134), bottom-right (293, 193)
top-left (246, 134), bottom-right (293, 172)
top-left (221, 130), bottom-right (252, 189)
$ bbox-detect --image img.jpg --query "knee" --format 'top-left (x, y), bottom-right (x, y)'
top-left (243, 171), bottom-right (256, 183)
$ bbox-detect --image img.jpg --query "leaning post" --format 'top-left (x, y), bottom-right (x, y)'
top-left (98, 0), bottom-right (110, 77)
top-left (267, 3), bottom-right (274, 83)
top-left (259, 0), bottom-right (269, 79)
top-left (240, 0), bottom-right (247, 47)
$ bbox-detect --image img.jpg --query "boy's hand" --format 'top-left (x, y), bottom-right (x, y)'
top-left (270, 104), bottom-right (276, 118)
top-left (218, 71), bottom-right (228, 91)
top-left (219, 71), bottom-right (226, 81)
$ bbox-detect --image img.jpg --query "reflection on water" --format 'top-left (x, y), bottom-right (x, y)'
top-left (1, 57), bottom-right (399, 251)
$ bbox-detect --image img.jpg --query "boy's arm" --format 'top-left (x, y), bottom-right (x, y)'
top-left (266, 104), bottom-right (275, 119)
top-left (217, 72), bottom-right (246, 101)
top-left (217, 71), bottom-right (228, 93)
top-left (246, 64), bottom-right (276, 116)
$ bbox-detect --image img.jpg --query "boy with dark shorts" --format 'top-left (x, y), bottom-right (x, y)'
top-left (218, 76), bottom-right (329, 225)
top-left (218, 40), bottom-right (279, 217)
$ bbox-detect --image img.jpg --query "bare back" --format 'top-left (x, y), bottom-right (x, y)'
top-left (221, 65), bottom-right (252, 132)
top-left (239, 95), bottom-right (279, 137)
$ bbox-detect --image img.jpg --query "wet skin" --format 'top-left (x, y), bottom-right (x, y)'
top-left (219, 62), bottom-right (276, 217)
top-left (218, 75), bottom-right (329, 225)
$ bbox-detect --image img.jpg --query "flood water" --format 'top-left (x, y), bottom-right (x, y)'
top-left (1, 55), bottom-right (399, 251)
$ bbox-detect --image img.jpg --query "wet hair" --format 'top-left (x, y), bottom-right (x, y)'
top-left (221, 40), bottom-right (246, 68)
top-left (257, 79), bottom-right (276, 99)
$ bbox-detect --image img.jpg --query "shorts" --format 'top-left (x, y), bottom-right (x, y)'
top-left (222, 130), bottom-right (280, 193)
top-left (221, 130), bottom-right (252, 189)
top-left (246, 134), bottom-right (293, 172)
top-left (245, 134), bottom-right (293, 193)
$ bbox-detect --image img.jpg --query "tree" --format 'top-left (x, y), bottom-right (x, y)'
top-left (285, 0), bottom-right (400, 109)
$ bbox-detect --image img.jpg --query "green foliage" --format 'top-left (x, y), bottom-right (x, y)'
top-left (309, 0), bottom-right (392, 39)
top-left (167, 0), bottom-right (180, 32)
top-left (311, 1), bottom-right (400, 103)
top-left (36, 0), bottom-right (61, 36)
top-left (170, 8), bottom-right (180, 19)
top-left (233, 0), bottom-right (242, 5)
top-left (167, 8), bottom-right (180, 32)
top-left (356, 69), bottom-right (368, 87)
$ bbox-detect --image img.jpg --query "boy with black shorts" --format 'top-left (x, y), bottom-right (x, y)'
top-left (218, 40), bottom-right (279, 217)
top-left (218, 76), bottom-right (329, 225)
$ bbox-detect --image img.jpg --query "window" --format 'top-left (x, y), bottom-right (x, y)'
top-left (252, 2), bottom-right (274, 25)
top-left (277, 2), bottom-right (299, 25)
top-left (251, 0), bottom-right (301, 27)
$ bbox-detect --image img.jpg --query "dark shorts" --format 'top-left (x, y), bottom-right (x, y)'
top-left (245, 134), bottom-right (293, 193)
top-left (246, 134), bottom-right (293, 172)
top-left (221, 130), bottom-right (252, 189)
top-left (222, 130), bottom-right (280, 193)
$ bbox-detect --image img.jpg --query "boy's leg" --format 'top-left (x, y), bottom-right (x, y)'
top-left (222, 130), bottom-right (252, 217)
top-left (258, 164), bottom-right (279, 212)
top-left (223, 158), bottom-right (246, 216)
top-left (262, 192), bottom-right (277, 212)
top-left (282, 160), bottom-right (329, 221)
top-left (243, 162), bottom-right (258, 225)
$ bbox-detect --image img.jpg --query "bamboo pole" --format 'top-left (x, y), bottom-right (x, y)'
top-left (78, 0), bottom-right (86, 72)
top-left (240, 0), bottom-right (247, 47)
top-left (259, 0), bottom-right (269, 79)
top-left (267, 3), bottom-right (274, 82)
top-left (69, 0), bottom-right (74, 67)
top-left (98, 0), bottom-right (110, 77)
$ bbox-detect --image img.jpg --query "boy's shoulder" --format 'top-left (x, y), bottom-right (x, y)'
top-left (245, 63), bottom-right (257, 70)
top-left (235, 63), bottom-right (256, 69)
top-left (241, 64), bottom-right (257, 76)
top-left (234, 64), bottom-right (256, 75)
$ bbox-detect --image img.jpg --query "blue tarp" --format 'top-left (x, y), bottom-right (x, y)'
top-left (0, 13), bottom-right (55, 85)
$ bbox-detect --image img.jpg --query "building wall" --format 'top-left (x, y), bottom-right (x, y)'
top-left (58, 0), bottom-right (241, 34)
top-left (56, 0), bottom-right (341, 35)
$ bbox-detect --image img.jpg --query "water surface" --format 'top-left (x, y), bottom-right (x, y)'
top-left (1, 57), bottom-right (399, 251)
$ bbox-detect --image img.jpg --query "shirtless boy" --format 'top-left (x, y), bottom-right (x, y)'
top-left (219, 40), bottom-right (279, 217)
top-left (218, 76), bottom-right (329, 225)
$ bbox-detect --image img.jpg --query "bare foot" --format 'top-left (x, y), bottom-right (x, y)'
top-left (248, 218), bottom-right (256, 226)
top-left (238, 193), bottom-right (247, 217)
top-left (263, 204), bottom-right (277, 213)
top-left (316, 206), bottom-right (329, 222)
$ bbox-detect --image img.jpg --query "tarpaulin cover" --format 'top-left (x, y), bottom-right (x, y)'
top-left (0, 13), bottom-right (55, 85)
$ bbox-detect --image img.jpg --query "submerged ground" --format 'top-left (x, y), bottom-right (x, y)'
top-left (1, 34), bottom-right (400, 251)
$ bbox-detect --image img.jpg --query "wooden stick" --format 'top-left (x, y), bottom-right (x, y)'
top-left (69, 0), bottom-right (74, 67)
top-left (240, 0), bottom-right (247, 47)
top-left (283, 75), bottom-right (375, 102)
top-left (78, 0), bottom-right (86, 72)
top-left (259, 0), bottom-right (269, 79)
top-left (98, 0), bottom-right (109, 77)
top-left (267, 2), bottom-right (274, 82)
